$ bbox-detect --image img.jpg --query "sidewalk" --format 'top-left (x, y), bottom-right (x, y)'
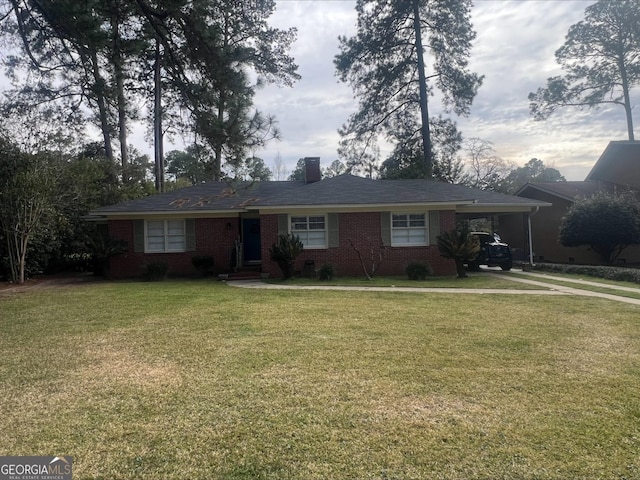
top-left (486, 269), bottom-right (640, 306)
top-left (228, 280), bottom-right (568, 296)
top-left (228, 268), bottom-right (640, 306)
top-left (499, 269), bottom-right (640, 292)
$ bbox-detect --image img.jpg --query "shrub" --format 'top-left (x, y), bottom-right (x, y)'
top-left (317, 264), bottom-right (335, 281)
top-left (86, 233), bottom-right (128, 277)
top-left (437, 223), bottom-right (480, 278)
top-left (191, 256), bottom-right (215, 277)
top-left (349, 236), bottom-right (385, 280)
top-left (534, 262), bottom-right (640, 284)
top-left (143, 261), bottom-right (169, 281)
top-left (406, 261), bottom-right (433, 280)
top-left (558, 191), bottom-right (640, 264)
top-left (269, 233), bottom-right (303, 279)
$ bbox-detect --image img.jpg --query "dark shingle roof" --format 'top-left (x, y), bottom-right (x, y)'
top-left (91, 181), bottom-right (306, 214)
top-left (516, 181), bottom-right (604, 201)
top-left (256, 175), bottom-right (478, 207)
top-left (91, 175), bottom-right (548, 216)
top-left (392, 179), bottom-right (545, 206)
top-left (586, 141), bottom-right (640, 187)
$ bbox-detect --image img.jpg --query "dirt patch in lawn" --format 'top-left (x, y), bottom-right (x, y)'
top-left (79, 339), bottom-right (183, 390)
top-left (0, 273), bottom-right (104, 297)
top-left (370, 394), bottom-right (486, 426)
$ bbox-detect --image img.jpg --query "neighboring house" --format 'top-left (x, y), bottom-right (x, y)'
top-left (89, 158), bottom-right (549, 279)
top-left (500, 141), bottom-right (640, 266)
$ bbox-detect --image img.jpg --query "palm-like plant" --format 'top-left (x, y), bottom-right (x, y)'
top-left (437, 224), bottom-right (480, 278)
top-left (86, 232), bottom-right (128, 277)
top-left (269, 233), bottom-right (304, 279)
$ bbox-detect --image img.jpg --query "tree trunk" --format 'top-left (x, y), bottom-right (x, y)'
top-left (6, 233), bottom-right (19, 284)
top-left (115, 59), bottom-right (129, 180)
top-left (213, 90), bottom-right (226, 182)
top-left (111, 7), bottom-right (129, 181)
top-left (455, 258), bottom-right (467, 278)
top-left (413, 0), bottom-right (432, 178)
top-left (620, 62), bottom-right (635, 140)
top-left (5, 227), bottom-right (28, 285)
top-left (90, 51), bottom-right (114, 162)
top-left (18, 233), bottom-right (29, 285)
top-left (154, 38), bottom-right (165, 192)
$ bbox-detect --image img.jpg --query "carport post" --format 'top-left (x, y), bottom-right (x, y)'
top-left (527, 207), bottom-right (539, 267)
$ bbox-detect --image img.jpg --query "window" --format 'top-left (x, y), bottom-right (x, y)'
top-left (146, 220), bottom-right (186, 252)
top-left (391, 213), bottom-right (427, 246)
top-left (291, 215), bottom-right (326, 248)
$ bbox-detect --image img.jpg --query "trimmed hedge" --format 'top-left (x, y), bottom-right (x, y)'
top-left (534, 263), bottom-right (640, 284)
top-left (317, 264), bottom-right (335, 281)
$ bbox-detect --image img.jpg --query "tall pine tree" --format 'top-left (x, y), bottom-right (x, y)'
top-left (529, 0), bottom-right (640, 141)
top-left (335, 0), bottom-right (483, 178)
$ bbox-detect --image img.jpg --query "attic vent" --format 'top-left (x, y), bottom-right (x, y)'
top-left (304, 157), bottom-right (321, 183)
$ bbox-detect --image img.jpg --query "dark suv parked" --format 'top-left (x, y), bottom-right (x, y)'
top-left (467, 232), bottom-right (513, 271)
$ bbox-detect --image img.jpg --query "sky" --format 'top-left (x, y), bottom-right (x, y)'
top-left (1, 1), bottom-right (631, 182)
top-left (248, 0), bottom-right (638, 181)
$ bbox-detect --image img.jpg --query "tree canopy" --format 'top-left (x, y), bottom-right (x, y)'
top-left (0, 0), bottom-right (299, 186)
top-left (559, 191), bottom-right (640, 264)
top-left (497, 158), bottom-right (565, 194)
top-left (0, 129), bottom-right (155, 283)
top-left (529, 0), bottom-right (640, 140)
top-left (335, 0), bottom-right (483, 179)
top-left (287, 158), bottom-right (307, 182)
top-left (463, 138), bottom-right (514, 191)
top-left (378, 116), bottom-right (467, 183)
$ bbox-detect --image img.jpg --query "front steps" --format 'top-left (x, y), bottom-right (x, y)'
top-left (219, 264), bottom-right (264, 281)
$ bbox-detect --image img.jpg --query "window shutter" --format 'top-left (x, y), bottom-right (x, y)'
top-left (328, 213), bottom-right (339, 247)
top-left (277, 214), bottom-right (288, 235)
top-left (428, 211), bottom-right (440, 245)
top-left (133, 220), bottom-right (145, 253)
top-left (185, 218), bottom-right (196, 251)
top-left (380, 212), bottom-right (391, 246)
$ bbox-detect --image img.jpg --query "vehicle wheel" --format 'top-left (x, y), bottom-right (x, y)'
top-left (500, 261), bottom-right (512, 271)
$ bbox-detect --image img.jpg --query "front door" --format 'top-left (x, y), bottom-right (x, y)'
top-left (242, 218), bottom-right (262, 263)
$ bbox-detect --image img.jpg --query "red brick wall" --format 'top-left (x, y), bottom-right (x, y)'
top-left (107, 211), bottom-right (457, 279)
top-left (108, 218), bottom-right (240, 279)
top-left (261, 211), bottom-right (456, 277)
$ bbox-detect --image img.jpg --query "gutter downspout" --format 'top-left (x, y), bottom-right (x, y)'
top-left (528, 206), bottom-right (540, 267)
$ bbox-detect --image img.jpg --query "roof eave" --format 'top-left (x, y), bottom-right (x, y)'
top-left (456, 202), bottom-right (551, 213)
top-left (251, 201), bottom-right (471, 212)
top-left (516, 183), bottom-right (577, 202)
top-left (88, 209), bottom-right (246, 218)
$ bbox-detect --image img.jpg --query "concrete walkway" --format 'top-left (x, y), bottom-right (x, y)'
top-left (228, 269), bottom-right (640, 306)
top-left (485, 269), bottom-right (640, 306)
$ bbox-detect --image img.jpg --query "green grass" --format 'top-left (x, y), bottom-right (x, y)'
top-left (1, 280), bottom-right (640, 479)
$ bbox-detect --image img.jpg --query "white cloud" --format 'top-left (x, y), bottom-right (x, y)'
top-left (3, 1), bottom-right (633, 182)
top-left (255, 0), bottom-right (634, 181)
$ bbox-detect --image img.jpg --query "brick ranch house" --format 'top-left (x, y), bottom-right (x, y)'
top-left (89, 158), bottom-right (549, 279)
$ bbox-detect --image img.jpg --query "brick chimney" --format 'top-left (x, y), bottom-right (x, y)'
top-left (304, 157), bottom-right (321, 183)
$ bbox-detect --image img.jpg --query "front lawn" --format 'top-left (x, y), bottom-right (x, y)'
top-left (1, 280), bottom-right (639, 479)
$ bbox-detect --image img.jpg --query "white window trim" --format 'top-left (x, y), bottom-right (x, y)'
top-left (145, 219), bottom-right (186, 253)
top-left (390, 212), bottom-right (428, 247)
top-left (290, 214), bottom-right (328, 249)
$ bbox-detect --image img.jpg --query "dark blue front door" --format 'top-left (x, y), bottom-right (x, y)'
top-left (242, 218), bottom-right (261, 263)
